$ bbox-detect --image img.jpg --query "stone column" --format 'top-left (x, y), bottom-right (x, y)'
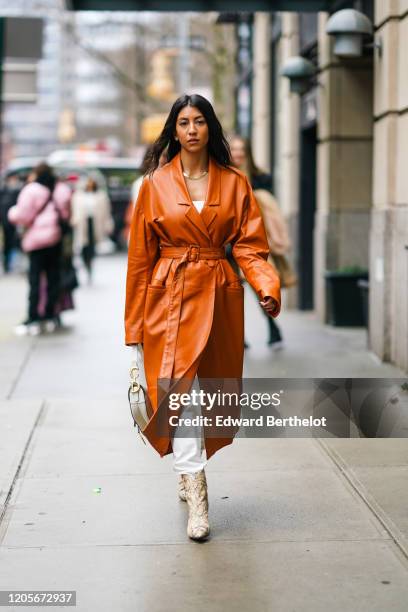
top-left (315, 12), bottom-right (374, 322)
top-left (252, 12), bottom-right (272, 173)
top-left (371, 0), bottom-right (408, 369)
top-left (277, 12), bottom-right (300, 309)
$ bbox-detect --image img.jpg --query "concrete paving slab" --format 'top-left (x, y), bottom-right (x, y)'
top-left (0, 400), bottom-right (42, 510)
top-left (0, 479), bottom-right (9, 510)
top-left (1, 467), bottom-right (388, 548)
top-left (352, 467), bottom-right (408, 539)
top-left (0, 340), bottom-right (34, 400)
top-left (0, 273), bottom-right (26, 338)
top-left (0, 540), bottom-right (407, 612)
top-left (7, 334), bottom-right (129, 400)
top-left (0, 272), bottom-right (31, 399)
top-left (322, 438), bottom-right (408, 467)
top-left (203, 438), bottom-right (335, 472)
top-left (21, 417), bottom-right (173, 478)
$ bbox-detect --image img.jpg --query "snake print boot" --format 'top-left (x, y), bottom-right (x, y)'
top-left (181, 469), bottom-right (210, 541)
top-left (178, 474), bottom-right (187, 502)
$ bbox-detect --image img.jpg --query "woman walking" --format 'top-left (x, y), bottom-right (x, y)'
top-left (71, 177), bottom-right (114, 283)
top-left (125, 94), bottom-right (281, 542)
top-left (8, 162), bottom-right (71, 335)
top-left (230, 135), bottom-right (291, 349)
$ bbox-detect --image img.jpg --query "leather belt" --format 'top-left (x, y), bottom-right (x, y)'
top-left (160, 244), bottom-right (226, 262)
top-left (158, 244), bottom-right (225, 382)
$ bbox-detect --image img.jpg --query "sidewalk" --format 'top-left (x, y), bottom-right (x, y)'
top-left (0, 254), bottom-right (407, 612)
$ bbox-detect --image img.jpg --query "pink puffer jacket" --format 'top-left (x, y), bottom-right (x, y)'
top-left (8, 181), bottom-right (72, 252)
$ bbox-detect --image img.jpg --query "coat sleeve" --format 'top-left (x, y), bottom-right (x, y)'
top-left (124, 176), bottom-right (160, 345)
top-left (231, 176), bottom-right (281, 317)
top-left (7, 184), bottom-right (39, 227)
top-left (54, 182), bottom-right (72, 221)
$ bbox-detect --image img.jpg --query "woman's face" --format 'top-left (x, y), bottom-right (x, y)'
top-left (86, 178), bottom-right (97, 191)
top-left (174, 105), bottom-right (209, 154)
top-left (230, 138), bottom-right (246, 169)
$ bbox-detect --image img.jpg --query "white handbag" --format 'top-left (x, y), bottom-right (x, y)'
top-left (128, 345), bottom-right (151, 444)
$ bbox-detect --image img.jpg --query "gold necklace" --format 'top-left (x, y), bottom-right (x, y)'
top-left (182, 169), bottom-right (208, 181)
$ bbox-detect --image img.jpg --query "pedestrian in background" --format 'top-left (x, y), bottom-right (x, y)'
top-left (230, 135), bottom-right (295, 349)
top-left (70, 176), bottom-right (114, 284)
top-left (37, 178), bottom-right (78, 328)
top-left (7, 162), bottom-right (72, 336)
top-left (0, 174), bottom-right (22, 273)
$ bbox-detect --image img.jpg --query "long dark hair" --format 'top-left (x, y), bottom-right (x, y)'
top-left (145, 94), bottom-right (231, 176)
top-left (33, 162), bottom-right (56, 192)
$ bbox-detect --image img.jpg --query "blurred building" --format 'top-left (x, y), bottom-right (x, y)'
top-left (2, 14), bottom-right (74, 163)
top-left (2, 8), bottom-right (236, 160)
top-left (69, 13), bottom-right (142, 154)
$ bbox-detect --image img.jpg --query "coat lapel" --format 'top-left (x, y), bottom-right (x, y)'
top-left (170, 152), bottom-right (221, 243)
top-left (201, 155), bottom-right (221, 233)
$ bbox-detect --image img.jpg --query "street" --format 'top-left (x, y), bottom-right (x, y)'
top-left (1, 253), bottom-right (408, 611)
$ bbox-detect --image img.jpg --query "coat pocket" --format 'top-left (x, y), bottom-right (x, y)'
top-left (149, 258), bottom-right (173, 287)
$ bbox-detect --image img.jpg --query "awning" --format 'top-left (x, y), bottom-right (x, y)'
top-left (66, 0), bottom-right (349, 12)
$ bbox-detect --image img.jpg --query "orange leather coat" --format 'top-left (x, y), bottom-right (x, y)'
top-left (125, 151), bottom-right (281, 459)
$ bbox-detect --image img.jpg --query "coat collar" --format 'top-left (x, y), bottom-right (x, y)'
top-left (169, 151), bottom-right (221, 242)
top-left (170, 150), bottom-right (221, 206)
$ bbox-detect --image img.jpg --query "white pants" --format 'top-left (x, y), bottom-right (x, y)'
top-left (172, 376), bottom-right (207, 475)
top-left (130, 347), bottom-right (207, 474)
top-left (172, 433), bottom-right (207, 474)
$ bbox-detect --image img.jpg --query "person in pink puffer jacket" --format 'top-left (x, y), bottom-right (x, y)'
top-left (8, 162), bottom-right (72, 334)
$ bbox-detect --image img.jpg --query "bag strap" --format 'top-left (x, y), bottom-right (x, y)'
top-left (28, 189), bottom-right (54, 227)
top-left (51, 193), bottom-right (69, 229)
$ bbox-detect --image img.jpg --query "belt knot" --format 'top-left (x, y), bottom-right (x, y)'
top-left (187, 244), bottom-right (200, 262)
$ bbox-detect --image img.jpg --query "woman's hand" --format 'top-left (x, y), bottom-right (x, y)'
top-left (259, 296), bottom-right (279, 317)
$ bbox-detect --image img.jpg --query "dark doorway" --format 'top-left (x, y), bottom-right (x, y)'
top-left (298, 123), bottom-right (317, 310)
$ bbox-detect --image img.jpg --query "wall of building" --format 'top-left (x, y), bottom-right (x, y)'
top-left (315, 12), bottom-right (373, 322)
top-left (371, 0), bottom-right (408, 369)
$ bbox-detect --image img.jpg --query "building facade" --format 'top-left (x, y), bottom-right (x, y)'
top-left (251, 1), bottom-right (408, 372)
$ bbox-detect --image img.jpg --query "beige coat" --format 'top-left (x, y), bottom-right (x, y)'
top-left (254, 188), bottom-right (298, 288)
top-left (70, 189), bottom-right (114, 252)
top-left (253, 189), bottom-right (291, 255)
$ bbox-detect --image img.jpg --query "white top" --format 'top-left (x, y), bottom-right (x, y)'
top-left (80, 192), bottom-right (98, 216)
top-left (192, 199), bottom-right (205, 213)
